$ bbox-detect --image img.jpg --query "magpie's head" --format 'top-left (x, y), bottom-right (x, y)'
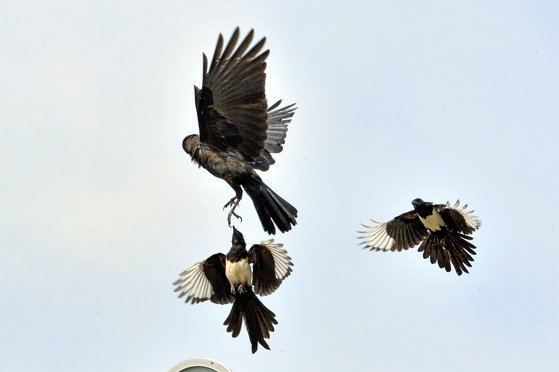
top-left (412, 198), bottom-right (436, 218)
top-left (231, 226), bottom-right (246, 247)
top-left (182, 134), bottom-right (200, 156)
top-left (411, 198), bottom-right (426, 209)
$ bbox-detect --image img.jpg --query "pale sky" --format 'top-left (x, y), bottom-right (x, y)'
top-left (2, 1), bottom-right (559, 371)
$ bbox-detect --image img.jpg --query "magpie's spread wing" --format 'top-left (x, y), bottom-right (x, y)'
top-left (173, 253), bottom-right (234, 305)
top-left (359, 210), bottom-right (427, 251)
top-left (248, 240), bottom-right (293, 296)
top-left (195, 28), bottom-right (269, 161)
top-left (253, 101), bottom-right (297, 171)
top-left (418, 232), bottom-right (477, 275)
top-left (437, 200), bottom-right (481, 235)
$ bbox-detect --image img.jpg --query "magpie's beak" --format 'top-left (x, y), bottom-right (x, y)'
top-left (231, 226), bottom-right (245, 245)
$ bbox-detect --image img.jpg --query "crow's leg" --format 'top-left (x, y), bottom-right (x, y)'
top-left (224, 184), bottom-right (243, 226)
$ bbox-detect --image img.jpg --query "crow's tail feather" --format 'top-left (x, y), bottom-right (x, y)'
top-left (245, 176), bottom-right (297, 234)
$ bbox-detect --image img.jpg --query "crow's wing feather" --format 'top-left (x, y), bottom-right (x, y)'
top-left (253, 101), bottom-right (297, 171)
top-left (195, 28), bottom-right (269, 161)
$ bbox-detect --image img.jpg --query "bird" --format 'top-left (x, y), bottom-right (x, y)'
top-left (173, 226), bottom-right (293, 353)
top-left (182, 27), bottom-right (298, 235)
top-left (358, 198), bottom-right (481, 275)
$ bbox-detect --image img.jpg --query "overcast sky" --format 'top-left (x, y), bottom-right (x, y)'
top-left (2, 1), bottom-right (559, 371)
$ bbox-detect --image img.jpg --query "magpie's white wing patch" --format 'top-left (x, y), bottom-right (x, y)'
top-left (174, 261), bottom-right (213, 304)
top-left (358, 221), bottom-right (396, 251)
top-left (448, 199), bottom-right (482, 232)
top-left (259, 239), bottom-right (293, 280)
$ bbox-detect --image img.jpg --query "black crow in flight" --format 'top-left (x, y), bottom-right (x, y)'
top-left (173, 227), bottom-right (293, 353)
top-left (182, 28), bottom-right (298, 235)
top-left (358, 199), bottom-right (481, 275)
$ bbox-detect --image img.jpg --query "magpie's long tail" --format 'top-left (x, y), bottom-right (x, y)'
top-left (244, 175), bottom-right (298, 235)
top-left (418, 232), bottom-right (477, 275)
top-left (223, 288), bottom-right (278, 353)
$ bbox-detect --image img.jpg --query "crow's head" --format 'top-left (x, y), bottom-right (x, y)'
top-left (182, 134), bottom-right (200, 156)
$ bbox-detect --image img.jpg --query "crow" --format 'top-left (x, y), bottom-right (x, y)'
top-left (182, 27), bottom-right (297, 234)
top-left (358, 198), bottom-right (481, 275)
top-left (173, 226), bottom-right (293, 353)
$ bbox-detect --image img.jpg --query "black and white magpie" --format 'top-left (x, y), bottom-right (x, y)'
top-left (173, 226), bottom-right (293, 353)
top-left (358, 198), bottom-right (481, 275)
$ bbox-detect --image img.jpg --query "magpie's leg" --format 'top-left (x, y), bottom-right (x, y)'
top-left (229, 284), bottom-right (246, 295)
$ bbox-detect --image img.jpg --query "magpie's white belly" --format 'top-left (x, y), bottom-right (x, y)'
top-left (419, 210), bottom-right (445, 231)
top-left (226, 258), bottom-right (252, 286)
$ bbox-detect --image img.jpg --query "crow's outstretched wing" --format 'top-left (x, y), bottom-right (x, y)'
top-left (359, 210), bottom-right (427, 251)
top-left (253, 101), bottom-right (297, 171)
top-left (248, 240), bottom-right (293, 296)
top-left (174, 253), bottom-right (234, 305)
top-left (194, 28), bottom-right (269, 161)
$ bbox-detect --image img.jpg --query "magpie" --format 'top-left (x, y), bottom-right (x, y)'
top-left (358, 198), bottom-right (481, 275)
top-left (182, 27), bottom-right (298, 234)
top-left (173, 226), bottom-right (293, 353)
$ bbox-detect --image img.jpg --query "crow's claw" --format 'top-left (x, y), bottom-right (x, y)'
top-left (223, 196), bottom-right (238, 210)
top-left (225, 196), bottom-right (242, 226)
top-left (227, 209), bottom-right (243, 227)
